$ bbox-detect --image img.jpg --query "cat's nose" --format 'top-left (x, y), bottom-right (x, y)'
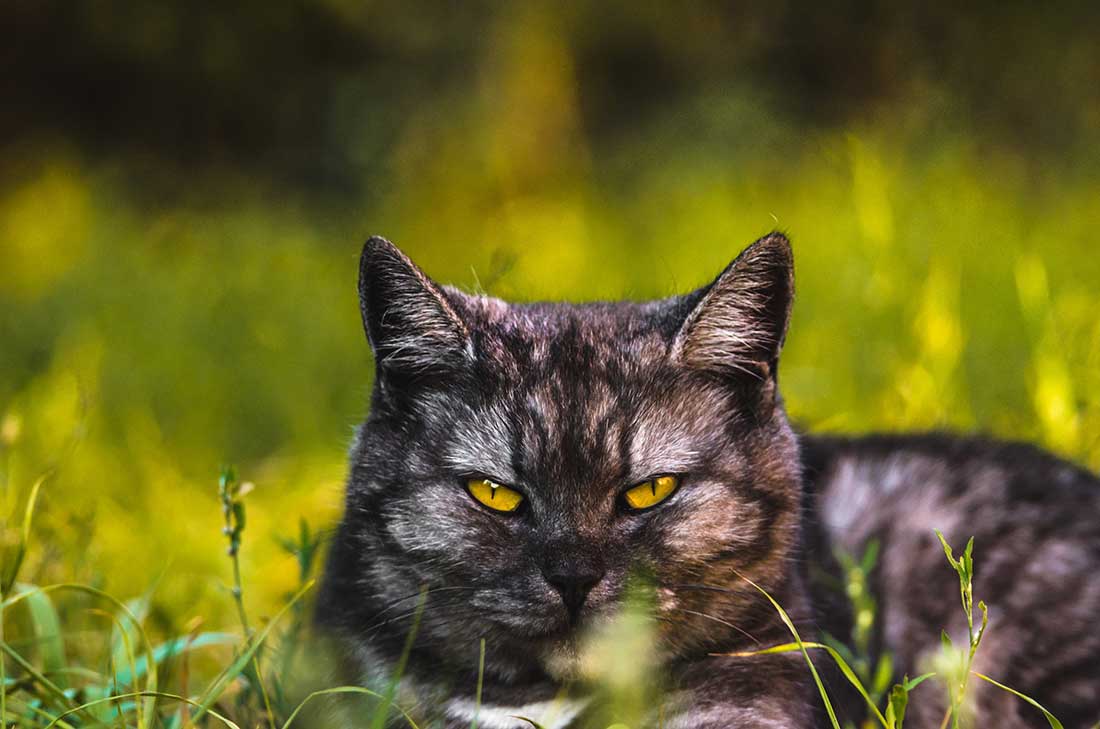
top-left (542, 566), bottom-right (605, 621)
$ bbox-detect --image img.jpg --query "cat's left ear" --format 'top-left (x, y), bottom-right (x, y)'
top-left (672, 232), bottom-right (794, 381)
top-left (358, 236), bottom-right (472, 377)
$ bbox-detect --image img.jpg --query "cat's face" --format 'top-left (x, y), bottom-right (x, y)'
top-left (325, 234), bottom-right (802, 682)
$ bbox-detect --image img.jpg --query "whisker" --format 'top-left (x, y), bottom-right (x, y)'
top-left (667, 607), bottom-right (762, 646)
top-left (364, 585), bottom-right (478, 620)
top-left (364, 599), bottom-right (481, 634)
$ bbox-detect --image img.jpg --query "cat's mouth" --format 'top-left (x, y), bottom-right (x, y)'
top-left (526, 602), bottom-right (609, 643)
top-left (517, 615), bottom-right (585, 646)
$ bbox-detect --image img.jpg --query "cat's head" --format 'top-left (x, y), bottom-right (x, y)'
top-left (321, 233), bottom-right (802, 683)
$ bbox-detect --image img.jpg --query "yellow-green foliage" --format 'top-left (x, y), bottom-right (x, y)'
top-left (4, 127), bottom-right (1099, 631)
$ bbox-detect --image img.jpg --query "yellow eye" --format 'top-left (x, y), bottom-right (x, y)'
top-left (466, 478), bottom-right (524, 513)
top-left (623, 475), bottom-right (680, 510)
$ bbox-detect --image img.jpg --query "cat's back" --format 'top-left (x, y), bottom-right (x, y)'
top-left (801, 432), bottom-right (1100, 727)
top-left (802, 432), bottom-right (1100, 549)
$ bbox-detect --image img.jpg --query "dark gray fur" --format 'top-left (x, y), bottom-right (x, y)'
top-left (316, 234), bottom-right (1100, 728)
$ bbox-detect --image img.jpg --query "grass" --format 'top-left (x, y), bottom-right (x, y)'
top-left (724, 534), bottom-right (1065, 729)
top-left (0, 456), bottom-right (1077, 728)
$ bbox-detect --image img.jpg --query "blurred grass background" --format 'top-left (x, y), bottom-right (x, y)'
top-left (2, 0), bottom-right (1100, 649)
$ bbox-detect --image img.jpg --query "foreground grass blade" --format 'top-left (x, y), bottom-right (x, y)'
top-left (902, 673), bottom-right (935, 692)
top-left (109, 591), bottom-right (154, 687)
top-left (720, 641), bottom-right (890, 728)
top-left (192, 579), bottom-right (314, 722)
top-left (2, 584), bottom-right (159, 729)
top-left (0, 642), bottom-right (81, 719)
top-left (82, 607), bottom-right (138, 724)
top-left (370, 588), bottom-right (427, 729)
top-left (471, 638), bottom-right (486, 729)
top-left (973, 672), bottom-right (1064, 729)
top-left (730, 570), bottom-right (842, 729)
top-left (0, 474), bottom-right (48, 724)
top-left (1, 473), bottom-right (47, 594)
top-left (43, 691), bottom-right (241, 729)
top-left (2, 695), bottom-right (79, 729)
top-left (281, 686), bottom-right (422, 729)
top-left (112, 632), bottom-right (239, 686)
top-left (17, 586), bottom-right (67, 690)
top-left (883, 673), bottom-right (934, 729)
top-left (0, 474), bottom-right (45, 728)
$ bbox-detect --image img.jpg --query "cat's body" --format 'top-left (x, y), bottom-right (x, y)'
top-left (804, 433), bottom-right (1100, 728)
top-left (316, 234), bottom-right (1100, 728)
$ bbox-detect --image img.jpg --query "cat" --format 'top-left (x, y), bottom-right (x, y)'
top-left (315, 233), bottom-right (1100, 728)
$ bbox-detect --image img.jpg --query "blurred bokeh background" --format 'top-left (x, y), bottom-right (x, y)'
top-left (3, 1), bottom-right (1099, 635)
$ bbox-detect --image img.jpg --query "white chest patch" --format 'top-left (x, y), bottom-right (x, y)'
top-left (445, 696), bottom-right (589, 729)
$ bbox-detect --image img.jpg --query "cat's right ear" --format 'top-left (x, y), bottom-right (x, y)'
top-left (672, 232), bottom-right (794, 382)
top-left (358, 236), bottom-right (472, 376)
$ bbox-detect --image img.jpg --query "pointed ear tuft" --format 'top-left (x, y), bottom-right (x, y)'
top-left (358, 236), bottom-right (470, 374)
top-left (673, 232), bottom-right (794, 380)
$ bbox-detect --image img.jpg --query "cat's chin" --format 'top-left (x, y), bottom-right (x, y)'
top-left (537, 635), bottom-right (584, 681)
top-left (531, 612), bottom-right (618, 681)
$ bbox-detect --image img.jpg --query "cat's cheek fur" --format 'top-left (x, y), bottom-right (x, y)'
top-left (657, 483), bottom-right (767, 567)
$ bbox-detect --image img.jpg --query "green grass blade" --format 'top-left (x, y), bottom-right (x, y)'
top-left (109, 592), bottom-right (153, 679)
top-left (972, 672), bottom-right (1064, 729)
top-left (43, 690), bottom-right (241, 729)
top-left (2, 583), bottom-right (159, 728)
top-left (3, 666), bottom-right (104, 689)
top-left (720, 641), bottom-right (890, 728)
top-left (1, 473), bottom-right (47, 594)
top-left (281, 686), bottom-right (422, 729)
top-left (0, 642), bottom-right (81, 719)
top-left (112, 632), bottom-right (239, 686)
top-left (887, 682), bottom-right (908, 729)
top-left (934, 531), bottom-right (958, 572)
top-left (192, 579), bottom-right (314, 722)
top-left (871, 653), bottom-right (895, 695)
top-left (370, 587), bottom-right (427, 729)
top-left (903, 673), bottom-right (935, 691)
top-left (1, 694), bottom-right (79, 729)
top-left (16, 584), bottom-right (67, 691)
top-left (139, 632), bottom-right (158, 729)
top-left (730, 570), bottom-right (842, 729)
top-left (471, 638), bottom-right (486, 729)
top-left (252, 654), bottom-right (277, 729)
top-left (860, 541), bottom-right (881, 573)
top-left (82, 607), bottom-right (139, 723)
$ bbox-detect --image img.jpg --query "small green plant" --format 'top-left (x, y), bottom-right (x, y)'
top-left (823, 541), bottom-right (897, 718)
top-left (727, 533), bottom-right (1064, 729)
top-left (934, 532), bottom-right (1063, 729)
top-left (273, 518), bottom-right (324, 708)
top-left (218, 467), bottom-right (252, 639)
top-left (0, 466), bottom-right (347, 729)
top-left (217, 466), bottom-right (278, 727)
top-left (932, 531), bottom-right (987, 729)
